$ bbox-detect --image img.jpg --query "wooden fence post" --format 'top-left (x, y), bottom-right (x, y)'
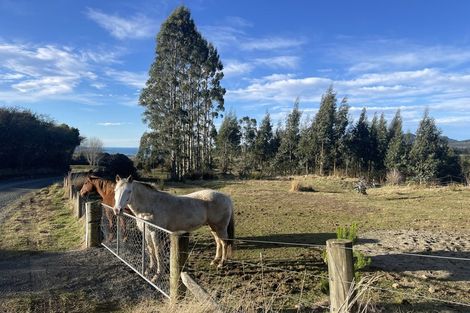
top-left (170, 233), bottom-right (189, 304)
top-left (75, 193), bottom-right (84, 218)
top-left (181, 272), bottom-right (223, 313)
top-left (327, 239), bottom-right (355, 313)
top-left (85, 202), bottom-right (102, 248)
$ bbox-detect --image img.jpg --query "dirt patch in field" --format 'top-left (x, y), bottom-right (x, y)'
top-left (357, 230), bottom-right (470, 281)
top-left (355, 230), bottom-right (470, 311)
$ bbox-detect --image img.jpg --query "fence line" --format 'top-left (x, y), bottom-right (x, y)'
top-left (194, 255), bottom-right (470, 310)
top-left (99, 203), bottom-right (174, 299)
top-left (181, 234), bottom-right (470, 263)
top-left (62, 174), bottom-right (470, 310)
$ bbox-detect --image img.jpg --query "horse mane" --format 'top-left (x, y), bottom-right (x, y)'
top-left (89, 176), bottom-right (115, 192)
top-left (135, 181), bottom-right (160, 192)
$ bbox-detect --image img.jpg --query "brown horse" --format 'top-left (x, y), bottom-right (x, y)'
top-left (80, 175), bottom-right (129, 240)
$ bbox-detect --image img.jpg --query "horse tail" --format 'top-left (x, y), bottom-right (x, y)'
top-left (226, 209), bottom-right (235, 257)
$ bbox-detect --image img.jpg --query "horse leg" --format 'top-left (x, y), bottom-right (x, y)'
top-left (149, 232), bottom-right (161, 282)
top-left (144, 232), bottom-right (155, 277)
top-left (210, 231), bottom-right (222, 266)
top-left (213, 228), bottom-right (229, 268)
top-left (105, 207), bottom-right (115, 241)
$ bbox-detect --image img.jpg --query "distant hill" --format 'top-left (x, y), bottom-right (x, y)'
top-left (445, 138), bottom-right (470, 153)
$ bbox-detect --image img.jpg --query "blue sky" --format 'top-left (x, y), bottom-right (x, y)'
top-left (1, 0), bottom-right (469, 147)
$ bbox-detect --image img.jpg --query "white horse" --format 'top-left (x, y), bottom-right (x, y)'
top-left (113, 175), bottom-right (235, 274)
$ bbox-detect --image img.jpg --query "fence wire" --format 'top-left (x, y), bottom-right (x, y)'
top-left (100, 204), bottom-right (172, 298)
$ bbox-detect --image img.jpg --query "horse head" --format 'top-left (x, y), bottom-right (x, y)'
top-left (80, 176), bottom-right (95, 197)
top-left (113, 174), bottom-right (133, 215)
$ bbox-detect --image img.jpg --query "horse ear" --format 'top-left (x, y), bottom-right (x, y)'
top-left (127, 175), bottom-right (133, 183)
top-left (116, 174), bottom-right (121, 182)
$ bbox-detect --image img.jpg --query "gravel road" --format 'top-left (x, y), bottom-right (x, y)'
top-left (0, 177), bottom-right (60, 224)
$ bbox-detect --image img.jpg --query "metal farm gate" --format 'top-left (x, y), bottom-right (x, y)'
top-left (100, 203), bottom-right (173, 298)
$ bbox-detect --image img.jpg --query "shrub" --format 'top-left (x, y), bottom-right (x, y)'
top-left (386, 169), bottom-right (404, 185)
top-left (98, 153), bottom-right (138, 179)
top-left (323, 222), bottom-right (371, 286)
top-left (289, 180), bottom-right (315, 192)
top-left (336, 222), bottom-right (358, 244)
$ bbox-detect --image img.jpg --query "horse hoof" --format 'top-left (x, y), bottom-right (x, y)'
top-left (217, 262), bottom-right (224, 269)
top-left (210, 260), bottom-right (218, 266)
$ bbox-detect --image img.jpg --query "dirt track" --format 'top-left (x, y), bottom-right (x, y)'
top-left (0, 177), bottom-right (60, 224)
top-left (0, 248), bottom-right (158, 311)
top-left (0, 181), bottom-right (160, 312)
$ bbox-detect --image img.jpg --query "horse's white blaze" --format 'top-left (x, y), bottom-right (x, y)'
top-left (114, 181), bottom-right (132, 214)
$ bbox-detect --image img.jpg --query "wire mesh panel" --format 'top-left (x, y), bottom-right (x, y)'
top-left (144, 223), bottom-right (171, 294)
top-left (100, 203), bottom-right (173, 298)
top-left (100, 204), bottom-right (118, 253)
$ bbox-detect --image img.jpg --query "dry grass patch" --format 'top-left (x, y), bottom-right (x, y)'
top-left (289, 180), bottom-right (315, 192)
top-left (0, 184), bottom-right (83, 253)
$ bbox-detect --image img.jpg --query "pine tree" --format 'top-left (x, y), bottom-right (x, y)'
top-left (312, 86), bottom-right (337, 175)
top-left (375, 113), bottom-right (389, 178)
top-left (332, 97), bottom-right (350, 175)
top-left (216, 112), bottom-right (241, 174)
top-left (254, 112), bottom-right (275, 172)
top-left (239, 116), bottom-right (257, 175)
top-left (385, 110), bottom-right (407, 174)
top-left (274, 99), bottom-right (302, 175)
top-left (135, 131), bottom-right (168, 172)
top-left (139, 6), bottom-right (225, 180)
top-left (410, 110), bottom-right (448, 183)
top-left (298, 116), bottom-right (314, 174)
top-left (349, 108), bottom-right (371, 176)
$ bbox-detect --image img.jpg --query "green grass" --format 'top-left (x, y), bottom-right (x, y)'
top-left (160, 175), bottom-right (470, 311)
top-left (0, 184), bottom-right (83, 253)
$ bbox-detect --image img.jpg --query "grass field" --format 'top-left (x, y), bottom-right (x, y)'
top-left (1, 176), bottom-right (469, 312)
top-left (159, 175), bottom-right (470, 312)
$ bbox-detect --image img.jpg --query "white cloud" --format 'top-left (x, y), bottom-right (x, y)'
top-left (12, 76), bottom-right (76, 96)
top-left (0, 41), bottom-right (135, 103)
top-left (435, 115), bottom-right (470, 124)
top-left (240, 37), bottom-right (306, 51)
top-left (333, 40), bottom-right (470, 73)
top-left (106, 69), bottom-right (147, 89)
top-left (201, 20), bottom-right (305, 53)
top-left (226, 66), bottom-right (470, 131)
top-left (223, 56), bottom-right (299, 77)
top-left (0, 72), bottom-right (24, 81)
top-left (86, 8), bottom-right (157, 40)
top-left (254, 56), bottom-right (300, 69)
top-left (224, 60), bottom-right (253, 77)
top-left (97, 122), bottom-right (130, 126)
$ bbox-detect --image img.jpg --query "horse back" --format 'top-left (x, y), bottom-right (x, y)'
top-left (183, 189), bottom-right (233, 223)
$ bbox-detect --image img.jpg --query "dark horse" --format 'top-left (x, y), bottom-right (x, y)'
top-left (80, 175), bottom-right (131, 240)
